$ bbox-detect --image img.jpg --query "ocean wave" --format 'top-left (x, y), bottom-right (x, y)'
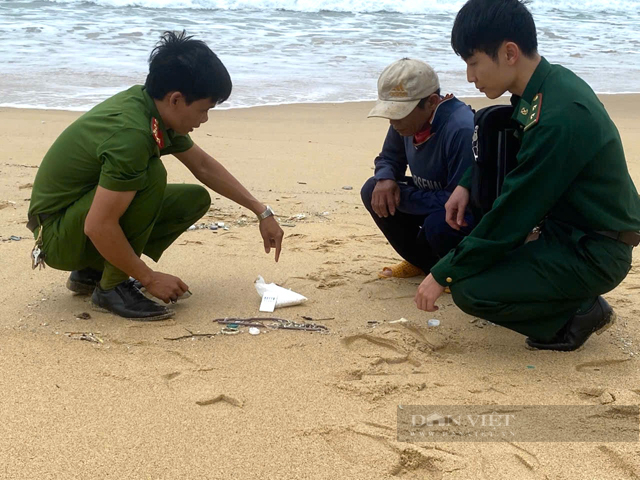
top-left (42, 0), bottom-right (640, 13)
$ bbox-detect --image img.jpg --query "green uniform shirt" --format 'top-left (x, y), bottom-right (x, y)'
top-left (431, 57), bottom-right (640, 287)
top-left (29, 86), bottom-right (194, 217)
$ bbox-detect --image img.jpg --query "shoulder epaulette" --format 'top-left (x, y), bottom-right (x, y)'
top-left (523, 93), bottom-right (542, 132)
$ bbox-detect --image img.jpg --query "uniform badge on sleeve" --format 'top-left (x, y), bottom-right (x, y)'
top-left (524, 93), bottom-right (542, 132)
top-left (151, 117), bottom-right (165, 149)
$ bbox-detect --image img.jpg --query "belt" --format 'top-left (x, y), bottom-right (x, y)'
top-left (595, 230), bottom-right (640, 247)
top-left (26, 213), bottom-right (53, 233)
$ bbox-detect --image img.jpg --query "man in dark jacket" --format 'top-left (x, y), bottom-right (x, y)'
top-left (361, 58), bottom-right (476, 280)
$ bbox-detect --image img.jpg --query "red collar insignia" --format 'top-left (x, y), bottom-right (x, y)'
top-left (151, 117), bottom-right (165, 149)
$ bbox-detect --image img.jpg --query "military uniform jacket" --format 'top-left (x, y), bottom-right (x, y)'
top-left (431, 57), bottom-right (640, 287)
top-left (29, 86), bottom-right (194, 218)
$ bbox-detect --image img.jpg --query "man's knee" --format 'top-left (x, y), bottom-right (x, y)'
top-left (193, 185), bottom-right (212, 212)
top-left (360, 176), bottom-right (377, 210)
top-left (450, 279), bottom-right (483, 318)
top-left (185, 184), bottom-right (211, 218)
top-left (422, 212), bottom-right (464, 258)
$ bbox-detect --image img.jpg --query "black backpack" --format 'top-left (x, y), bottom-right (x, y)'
top-left (470, 105), bottom-right (520, 219)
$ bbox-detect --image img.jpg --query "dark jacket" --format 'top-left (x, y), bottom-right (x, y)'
top-left (373, 96), bottom-right (475, 216)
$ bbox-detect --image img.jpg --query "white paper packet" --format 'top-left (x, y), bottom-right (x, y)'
top-left (254, 275), bottom-right (308, 308)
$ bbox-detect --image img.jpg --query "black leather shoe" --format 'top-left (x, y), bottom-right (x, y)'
top-left (66, 268), bottom-right (103, 295)
top-left (525, 296), bottom-right (616, 352)
top-left (91, 280), bottom-right (174, 321)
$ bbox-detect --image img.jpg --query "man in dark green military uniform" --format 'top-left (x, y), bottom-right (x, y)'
top-left (414, 0), bottom-right (640, 351)
top-left (28, 31), bottom-right (284, 321)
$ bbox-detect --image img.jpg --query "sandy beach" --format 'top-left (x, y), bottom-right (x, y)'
top-left (1, 95), bottom-right (639, 479)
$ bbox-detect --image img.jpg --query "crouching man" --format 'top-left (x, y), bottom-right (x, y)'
top-left (27, 31), bottom-right (283, 321)
top-left (361, 58), bottom-right (476, 280)
top-left (415, 0), bottom-right (640, 351)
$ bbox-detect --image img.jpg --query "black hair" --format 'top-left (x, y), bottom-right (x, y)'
top-left (451, 0), bottom-right (538, 60)
top-left (417, 89), bottom-right (441, 109)
top-left (145, 30), bottom-right (232, 105)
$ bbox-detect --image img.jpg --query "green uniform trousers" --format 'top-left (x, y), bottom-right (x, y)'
top-left (36, 157), bottom-right (211, 289)
top-left (450, 219), bottom-right (632, 340)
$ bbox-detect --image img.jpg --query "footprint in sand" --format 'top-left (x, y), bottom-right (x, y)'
top-left (343, 324), bottom-right (461, 359)
top-left (311, 238), bottom-right (345, 252)
top-left (341, 333), bottom-right (415, 365)
top-left (304, 267), bottom-right (348, 289)
top-left (316, 423), bottom-right (465, 479)
top-left (337, 332), bottom-right (430, 401)
top-left (575, 386), bottom-right (618, 404)
top-left (333, 378), bottom-right (428, 402)
top-left (285, 233), bottom-right (309, 252)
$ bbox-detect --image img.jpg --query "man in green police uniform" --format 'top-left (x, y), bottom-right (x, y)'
top-left (27, 31), bottom-right (284, 321)
top-left (414, 0), bottom-right (640, 351)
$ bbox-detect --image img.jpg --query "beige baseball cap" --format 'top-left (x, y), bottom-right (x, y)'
top-left (368, 58), bottom-right (440, 120)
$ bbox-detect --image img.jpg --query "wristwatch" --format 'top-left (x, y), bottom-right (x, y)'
top-left (257, 205), bottom-right (275, 221)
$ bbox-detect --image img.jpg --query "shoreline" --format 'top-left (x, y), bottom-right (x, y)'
top-left (2, 91), bottom-right (640, 115)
